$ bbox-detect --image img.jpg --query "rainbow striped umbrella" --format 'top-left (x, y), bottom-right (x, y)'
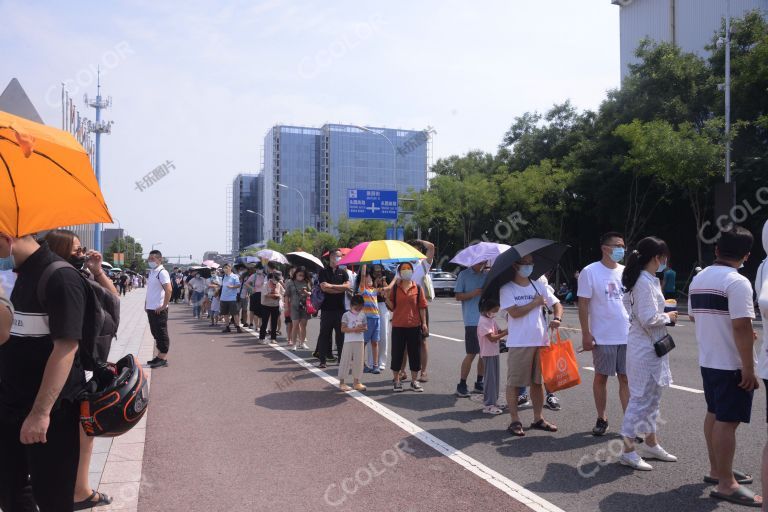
top-left (337, 240), bottom-right (426, 265)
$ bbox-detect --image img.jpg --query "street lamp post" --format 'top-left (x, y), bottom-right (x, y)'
top-left (277, 184), bottom-right (305, 246)
top-left (151, 241), bottom-right (162, 251)
top-left (352, 125), bottom-right (400, 237)
top-left (246, 209), bottom-right (266, 244)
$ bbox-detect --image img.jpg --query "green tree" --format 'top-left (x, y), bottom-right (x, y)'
top-left (106, 235), bottom-right (145, 272)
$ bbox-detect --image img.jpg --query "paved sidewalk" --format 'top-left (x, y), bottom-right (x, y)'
top-left (86, 288), bottom-right (156, 511)
top-left (137, 307), bottom-right (535, 512)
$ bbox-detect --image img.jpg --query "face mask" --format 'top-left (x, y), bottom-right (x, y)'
top-left (68, 255), bottom-right (86, 268)
top-left (610, 248), bottom-right (625, 263)
top-left (518, 265), bottom-right (534, 278)
top-left (400, 270), bottom-right (413, 280)
top-left (148, 261), bottom-right (158, 270)
top-left (338, 265), bottom-right (347, 271)
top-left (657, 260), bottom-right (667, 273)
top-left (0, 237), bottom-right (15, 270)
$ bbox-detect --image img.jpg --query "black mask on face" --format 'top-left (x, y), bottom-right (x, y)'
top-left (69, 255), bottom-right (86, 268)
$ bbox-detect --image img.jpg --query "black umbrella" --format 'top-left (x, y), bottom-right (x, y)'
top-left (481, 238), bottom-right (569, 302)
top-left (189, 266), bottom-right (212, 279)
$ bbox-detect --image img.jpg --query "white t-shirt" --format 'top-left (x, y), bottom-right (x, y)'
top-left (577, 261), bottom-right (629, 345)
top-left (342, 310), bottom-right (367, 342)
top-left (146, 265), bottom-right (171, 310)
top-left (500, 280), bottom-right (559, 347)
top-left (689, 265), bottom-right (756, 370)
top-left (758, 264), bottom-right (768, 379)
top-left (411, 260), bottom-right (433, 301)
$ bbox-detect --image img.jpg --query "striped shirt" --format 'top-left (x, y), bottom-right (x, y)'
top-left (361, 288), bottom-right (380, 318)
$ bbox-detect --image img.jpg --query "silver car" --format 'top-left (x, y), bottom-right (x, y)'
top-left (430, 271), bottom-right (457, 297)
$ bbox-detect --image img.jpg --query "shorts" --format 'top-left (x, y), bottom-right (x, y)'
top-left (464, 326), bottom-right (480, 354)
top-left (701, 367), bottom-right (754, 423)
top-left (249, 293), bottom-right (262, 314)
top-left (364, 316), bottom-right (381, 343)
top-left (506, 346), bottom-right (542, 388)
top-left (220, 300), bottom-right (239, 316)
top-left (290, 306), bottom-right (310, 321)
top-left (592, 344), bottom-right (627, 376)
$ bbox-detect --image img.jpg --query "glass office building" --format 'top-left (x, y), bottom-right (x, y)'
top-left (262, 124), bottom-right (429, 240)
top-left (232, 173), bottom-right (264, 252)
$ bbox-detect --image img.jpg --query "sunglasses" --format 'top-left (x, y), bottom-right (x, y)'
top-left (75, 246), bottom-right (88, 255)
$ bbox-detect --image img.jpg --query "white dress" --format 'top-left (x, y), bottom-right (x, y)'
top-left (620, 271), bottom-right (672, 438)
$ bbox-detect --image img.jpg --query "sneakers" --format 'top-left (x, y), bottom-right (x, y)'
top-left (291, 345), bottom-right (299, 352)
top-left (317, 363), bottom-right (327, 369)
top-left (353, 383), bottom-right (367, 392)
top-left (301, 343), bottom-right (310, 350)
top-left (222, 327), bottom-right (231, 333)
top-left (339, 383), bottom-right (352, 392)
top-left (148, 358), bottom-right (168, 369)
top-left (312, 351), bottom-right (320, 359)
top-left (260, 338), bottom-right (269, 345)
top-left (146, 356), bottom-right (160, 366)
top-left (483, 405), bottom-right (504, 415)
top-left (456, 383), bottom-right (471, 398)
top-left (269, 339), bottom-right (278, 345)
top-left (592, 418), bottom-right (609, 436)
top-left (371, 367), bottom-right (381, 375)
top-left (327, 355), bottom-right (337, 362)
top-left (636, 443), bottom-right (677, 462)
top-left (363, 365), bottom-right (372, 373)
top-left (473, 382), bottom-right (484, 394)
top-left (411, 381), bottom-right (424, 392)
top-left (619, 452), bottom-right (653, 471)
top-left (544, 394), bottom-right (561, 411)
top-left (393, 381), bottom-right (404, 392)
top-left (517, 393), bottom-right (531, 406)
top-left (235, 326), bottom-right (243, 333)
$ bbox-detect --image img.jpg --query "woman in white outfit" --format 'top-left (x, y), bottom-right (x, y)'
top-left (619, 236), bottom-right (678, 471)
top-left (756, 220), bottom-right (768, 500)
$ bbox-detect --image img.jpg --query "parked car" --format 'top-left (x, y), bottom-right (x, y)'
top-left (429, 271), bottom-right (457, 296)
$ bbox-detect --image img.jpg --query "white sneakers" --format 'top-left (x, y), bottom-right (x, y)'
top-left (636, 443), bottom-right (678, 462)
top-left (301, 342), bottom-right (310, 350)
top-left (619, 452), bottom-right (653, 471)
top-left (620, 444), bottom-right (677, 471)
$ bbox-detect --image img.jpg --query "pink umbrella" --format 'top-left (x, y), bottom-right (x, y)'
top-left (202, 260), bottom-right (220, 269)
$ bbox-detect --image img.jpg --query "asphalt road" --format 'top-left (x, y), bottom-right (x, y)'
top-left (292, 297), bottom-right (767, 512)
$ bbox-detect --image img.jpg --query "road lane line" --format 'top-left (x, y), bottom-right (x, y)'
top-left (246, 329), bottom-right (566, 512)
top-left (582, 366), bottom-right (704, 394)
top-left (430, 333), bottom-right (463, 342)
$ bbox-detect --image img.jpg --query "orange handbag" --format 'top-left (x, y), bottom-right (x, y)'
top-left (540, 330), bottom-right (581, 392)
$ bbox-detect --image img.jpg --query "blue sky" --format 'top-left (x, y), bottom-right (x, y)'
top-left (0, 0), bottom-right (620, 261)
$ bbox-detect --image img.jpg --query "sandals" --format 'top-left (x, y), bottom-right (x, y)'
top-left (507, 421), bottom-right (525, 436)
top-left (710, 486), bottom-right (762, 508)
top-left (704, 469), bottom-right (753, 485)
top-left (530, 419), bottom-right (558, 432)
top-left (74, 490), bottom-right (112, 511)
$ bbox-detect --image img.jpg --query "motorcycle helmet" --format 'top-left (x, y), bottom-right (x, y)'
top-left (80, 354), bottom-right (149, 437)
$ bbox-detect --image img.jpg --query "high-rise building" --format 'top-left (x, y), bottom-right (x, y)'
top-left (262, 124), bottom-right (430, 240)
top-left (613, 0), bottom-right (767, 80)
top-left (101, 228), bottom-right (124, 253)
top-left (232, 173), bottom-right (264, 252)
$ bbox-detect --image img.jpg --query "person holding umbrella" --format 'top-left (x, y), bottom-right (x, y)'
top-left (500, 253), bottom-right (563, 436)
top-left (454, 261), bottom-right (488, 398)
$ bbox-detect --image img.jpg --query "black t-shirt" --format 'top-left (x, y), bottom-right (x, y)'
top-left (0, 244), bottom-right (87, 421)
top-left (318, 266), bottom-right (349, 311)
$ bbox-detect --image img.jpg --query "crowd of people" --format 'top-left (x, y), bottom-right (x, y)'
top-left (0, 220), bottom-right (766, 510)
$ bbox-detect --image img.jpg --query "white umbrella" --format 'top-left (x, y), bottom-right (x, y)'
top-left (450, 242), bottom-right (511, 267)
top-left (100, 261), bottom-right (113, 269)
top-left (287, 251), bottom-right (324, 270)
top-left (256, 249), bottom-right (289, 265)
top-left (202, 260), bottom-right (220, 269)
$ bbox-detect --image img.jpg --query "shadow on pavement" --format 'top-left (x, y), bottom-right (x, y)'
top-left (254, 390), bottom-right (347, 411)
top-left (526, 462), bottom-right (625, 493)
top-left (597, 483), bottom-right (716, 512)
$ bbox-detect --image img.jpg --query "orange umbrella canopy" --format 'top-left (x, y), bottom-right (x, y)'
top-left (0, 110), bottom-right (112, 237)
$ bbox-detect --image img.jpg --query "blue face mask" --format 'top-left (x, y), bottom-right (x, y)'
top-left (610, 248), bottom-right (625, 263)
top-left (657, 260), bottom-right (667, 273)
top-left (518, 264), bottom-right (534, 278)
top-left (0, 257), bottom-right (13, 271)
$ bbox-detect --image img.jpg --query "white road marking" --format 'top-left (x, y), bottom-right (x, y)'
top-left (430, 333), bottom-right (463, 342)
top-left (582, 366), bottom-right (704, 394)
top-left (246, 329), bottom-right (566, 512)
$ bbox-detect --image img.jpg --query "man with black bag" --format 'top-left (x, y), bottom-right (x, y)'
top-left (0, 233), bottom-right (87, 511)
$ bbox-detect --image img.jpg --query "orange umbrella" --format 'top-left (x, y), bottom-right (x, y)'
top-left (0, 110), bottom-right (112, 237)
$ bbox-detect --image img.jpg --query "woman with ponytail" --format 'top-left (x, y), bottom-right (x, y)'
top-left (618, 236), bottom-right (678, 471)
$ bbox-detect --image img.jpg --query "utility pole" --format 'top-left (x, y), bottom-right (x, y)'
top-left (724, 0), bottom-right (732, 187)
top-left (85, 68), bottom-right (114, 253)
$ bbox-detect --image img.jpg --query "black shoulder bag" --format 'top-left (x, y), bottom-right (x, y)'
top-left (630, 290), bottom-right (675, 357)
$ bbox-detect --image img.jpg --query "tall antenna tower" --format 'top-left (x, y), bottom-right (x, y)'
top-left (85, 67), bottom-right (114, 252)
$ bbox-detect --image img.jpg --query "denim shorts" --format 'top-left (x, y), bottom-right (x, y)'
top-left (364, 316), bottom-right (381, 343)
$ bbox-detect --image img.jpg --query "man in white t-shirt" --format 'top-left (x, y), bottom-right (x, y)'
top-left (690, 226), bottom-right (761, 506)
top-left (145, 250), bottom-right (172, 368)
top-left (501, 254), bottom-right (563, 436)
top-left (578, 232), bottom-right (630, 437)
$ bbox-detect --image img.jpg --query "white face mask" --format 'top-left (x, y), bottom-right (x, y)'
top-left (400, 270), bottom-right (413, 280)
top-left (148, 261), bottom-right (158, 270)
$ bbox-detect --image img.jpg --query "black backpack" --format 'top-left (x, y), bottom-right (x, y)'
top-left (37, 261), bottom-right (120, 371)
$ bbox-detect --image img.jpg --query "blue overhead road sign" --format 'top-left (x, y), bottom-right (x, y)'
top-left (347, 189), bottom-right (398, 220)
